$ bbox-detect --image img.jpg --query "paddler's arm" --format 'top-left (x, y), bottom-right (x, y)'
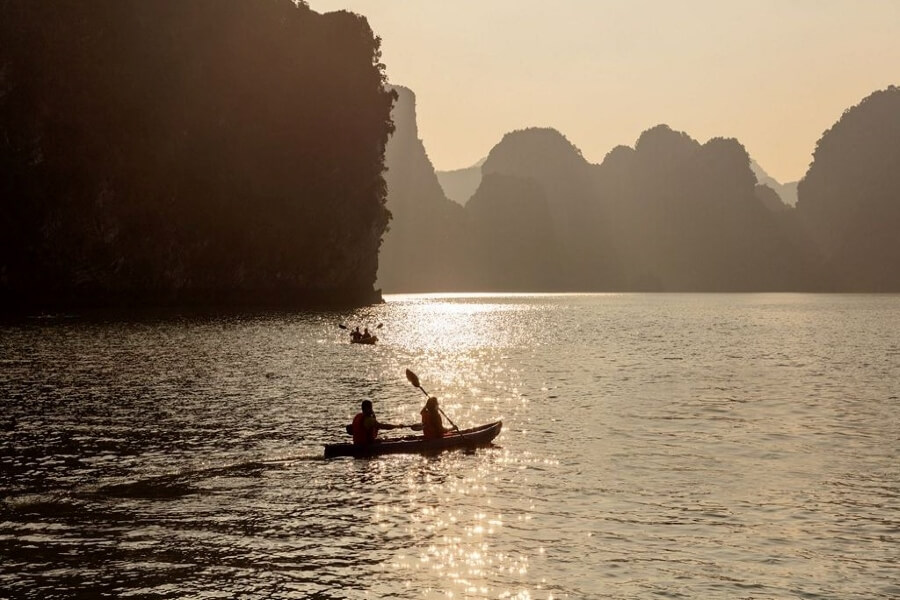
top-left (377, 422), bottom-right (404, 430)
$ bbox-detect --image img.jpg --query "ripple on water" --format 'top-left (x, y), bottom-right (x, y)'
top-left (1, 294), bottom-right (899, 598)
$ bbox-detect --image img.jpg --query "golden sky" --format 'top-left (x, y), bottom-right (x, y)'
top-left (307, 0), bottom-right (899, 183)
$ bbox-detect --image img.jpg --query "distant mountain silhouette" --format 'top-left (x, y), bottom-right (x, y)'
top-left (751, 160), bottom-right (798, 206)
top-left (0, 1), bottom-right (394, 311)
top-left (378, 86), bottom-right (470, 291)
top-left (755, 184), bottom-right (791, 213)
top-left (384, 84), bottom-right (898, 293)
top-left (381, 114), bottom-right (573, 290)
top-left (797, 85), bottom-right (900, 291)
top-left (380, 83), bottom-right (900, 293)
top-left (593, 125), bottom-right (822, 291)
top-left (436, 159), bottom-right (485, 206)
top-left (780, 182), bottom-right (799, 207)
top-left (478, 128), bottom-right (621, 288)
top-left (465, 172), bottom-right (563, 289)
top-left (381, 92), bottom-right (848, 292)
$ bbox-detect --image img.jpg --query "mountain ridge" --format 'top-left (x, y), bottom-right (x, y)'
top-left (383, 85), bottom-right (900, 292)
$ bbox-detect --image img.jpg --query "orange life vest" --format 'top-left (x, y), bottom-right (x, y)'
top-left (421, 407), bottom-right (444, 439)
top-left (352, 412), bottom-right (377, 445)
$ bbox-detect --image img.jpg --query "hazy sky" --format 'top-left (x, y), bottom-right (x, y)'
top-left (307, 0), bottom-right (899, 183)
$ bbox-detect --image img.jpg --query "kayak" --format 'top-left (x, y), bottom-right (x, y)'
top-left (324, 421), bottom-right (502, 458)
top-left (350, 335), bottom-right (377, 345)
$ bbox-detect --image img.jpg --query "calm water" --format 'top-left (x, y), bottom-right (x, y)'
top-left (1, 294), bottom-right (898, 599)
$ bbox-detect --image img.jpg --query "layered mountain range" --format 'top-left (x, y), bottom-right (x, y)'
top-left (2, 0), bottom-right (895, 309)
top-left (381, 86), bottom-right (900, 292)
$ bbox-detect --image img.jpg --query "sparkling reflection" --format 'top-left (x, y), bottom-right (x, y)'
top-left (2, 294), bottom-right (899, 599)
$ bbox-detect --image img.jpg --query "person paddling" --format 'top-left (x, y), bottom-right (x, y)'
top-left (420, 396), bottom-right (451, 440)
top-left (350, 399), bottom-right (404, 446)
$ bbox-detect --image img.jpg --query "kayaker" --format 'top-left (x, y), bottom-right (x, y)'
top-left (351, 327), bottom-right (362, 342)
top-left (421, 396), bottom-right (450, 439)
top-left (350, 399), bottom-right (403, 445)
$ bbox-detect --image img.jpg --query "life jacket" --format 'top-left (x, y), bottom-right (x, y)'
top-left (352, 412), bottom-right (377, 445)
top-left (420, 407), bottom-right (444, 439)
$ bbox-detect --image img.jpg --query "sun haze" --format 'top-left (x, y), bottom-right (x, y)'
top-left (306, 0), bottom-right (899, 183)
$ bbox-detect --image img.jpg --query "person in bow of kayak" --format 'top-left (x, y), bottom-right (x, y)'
top-left (421, 396), bottom-right (452, 439)
top-left (349, 399), bottom-right (404, 445)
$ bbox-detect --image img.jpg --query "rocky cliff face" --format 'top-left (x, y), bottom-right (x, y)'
top-left (436, 160), bottom-right (485, 206)
top-left (464, 172), bottom-right (563, 290)
top-left (751, 161), bottom-right (798, 207)
top-left (465, 125), bottom-right (822, 291)
top-left (0, 0), bottom-right (394, 311)
top-left (476, 128), bottom-right (621, 289)
top-left (378, 86), bottom-right (469, 291)
top-left (797, 85), bottom-right (900, 291)
top-left (594, 126), bottom-right (823, 291)
top-left (381, 84), bottom-right (897, 293)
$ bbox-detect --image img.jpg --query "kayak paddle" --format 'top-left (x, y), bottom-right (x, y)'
top-left (339, 322), bottom-right (383, 330)
top-left (344, 422), bottom-right (422, 435)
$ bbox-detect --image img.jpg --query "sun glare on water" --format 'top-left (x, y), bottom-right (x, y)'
top-left (364, 451), bottom-right (549, 599)
top-left (382, 293), bottom-right (541, 354)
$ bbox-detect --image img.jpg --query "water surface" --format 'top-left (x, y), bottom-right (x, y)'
top-left (2, 294), bottom-right (898, 598)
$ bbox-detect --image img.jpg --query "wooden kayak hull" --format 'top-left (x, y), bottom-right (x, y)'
top-left (350, 336), bottom-right (377, 345)
top-left (324, 421), bottom-right (502, 458)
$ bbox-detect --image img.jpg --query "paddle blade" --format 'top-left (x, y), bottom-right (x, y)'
top-left (376, 323), bottom-right (384, 329)
top-left (338, 324), bottom-right (348, 330)
top-left (405, 369), bottom-right (420, 388)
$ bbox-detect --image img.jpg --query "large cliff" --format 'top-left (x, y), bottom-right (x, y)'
top-left (593, 125), bottom-right (823, 291)
top-left (379, 86), bottom-right (469, 292)
top-left (0, 0), bottom-right (395, 311)
top-left (797, 86), bottom-right (900, 291)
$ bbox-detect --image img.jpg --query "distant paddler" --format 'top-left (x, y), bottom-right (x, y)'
top-left (339, 322), bottom-right (382, 344)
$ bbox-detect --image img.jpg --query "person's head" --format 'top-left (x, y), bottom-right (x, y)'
top-left (425, 396), bottom-right (439, 411)
top-left (361, 399), bottom-right (374, 415)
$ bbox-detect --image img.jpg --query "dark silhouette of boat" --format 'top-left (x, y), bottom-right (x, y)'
top-left (324, 421), bottom-right (502, 458)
